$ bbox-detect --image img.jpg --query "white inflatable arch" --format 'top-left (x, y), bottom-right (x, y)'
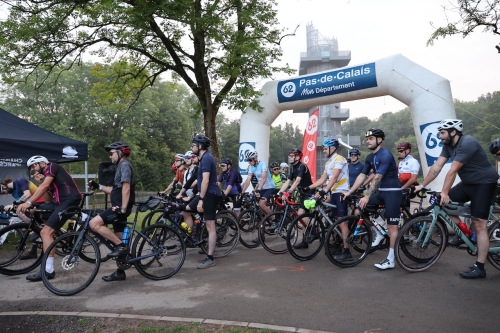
top-left (239, 54), bottom-right (456, 190)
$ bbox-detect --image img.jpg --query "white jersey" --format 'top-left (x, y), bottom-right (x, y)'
top-left (183, 166), bottom-right (195, 196)
top-left (324, 153), bottom-right (349, 194)
top-left (398, 154), bottom-right (420, 175)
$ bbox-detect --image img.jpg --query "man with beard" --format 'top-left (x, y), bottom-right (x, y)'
top-left (416, 119), bottom-right (498, 279)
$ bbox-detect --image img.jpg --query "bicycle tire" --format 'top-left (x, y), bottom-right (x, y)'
top-left (140, 209), bottom-right (165, 230)
top-left (394, 216), bottom-right (446, 272)
top-left (259, 211), bottom-right (293, 254)
top-left (200, 213), bottom-right (240, 258)
top-left (487, 221), bottom-right (500, 270)
top-left (325, 216), bottom-right (372, 268)
top-left (133, 224), bottom-right (186, 280)
top-left (0, 223), bottom-right (43, 275)
top-left (42, 232), bottom-right (100, 296)
top-left (237, 208), bottom-right (260, 248)
top-left (286, 212), bottom-right (325, 261)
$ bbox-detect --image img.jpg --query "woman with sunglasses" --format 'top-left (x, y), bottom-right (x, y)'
top-left (217, 158), bottom-right (243, 216)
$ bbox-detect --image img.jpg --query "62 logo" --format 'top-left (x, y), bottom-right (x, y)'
top-left (419, 121), bottom-right (448, 167)
top-left (238, 142), bottom-right (256, 175)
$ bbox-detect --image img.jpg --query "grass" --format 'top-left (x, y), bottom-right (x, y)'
top-left (130, 323), bottom-right (280, 333)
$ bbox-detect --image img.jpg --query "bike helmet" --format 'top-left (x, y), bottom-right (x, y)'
top-left (288, 148), bottom-right (303, 158)
top-left (489, 138), bottom-right (500, 155)
top-left (184, 150), bottom-right (193, 159)
top-left (105, 141), bottom-right (131, 155)
top-left (322, 138), bottom-right (339, 148)
top-left (280, 162), bottom-right (289, 168)
top-left (221, 158), bottom-right (232, 165)
top-left (27, 155), bottom-right (49, 168)
top-left (192, 134), bottom-right (211, 148)
top-left (174, 153), bottom-right (185, 162)
top-left (270, 161), bottom-right (280, 169)
top-left (245, 150), bottom-right (258, 160)
top-left (365, 128), bottom-right (385, 139)
top-left (397, 142), bottom-right (412, 150)
top-left (437, 119), bottom-right (463, 132)
top-left (349, 148), bottom-right (361, 156)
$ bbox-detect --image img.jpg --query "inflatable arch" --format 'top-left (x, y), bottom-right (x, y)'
top-left (239, 54), bottom-right (456, 190)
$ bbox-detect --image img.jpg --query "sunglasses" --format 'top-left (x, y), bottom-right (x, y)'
top-left (397, 150), bottom-right (405, 153)
top-left (349, 154), bottom-right (358, 156)
top-left (109, 151), bottom-right (117, 156)
top-left (220, 164), bottom-right (227, 167)
top-left (272, 168), bottom-right (280, 171)
top-left (247, 159), bottom-right (255, 162)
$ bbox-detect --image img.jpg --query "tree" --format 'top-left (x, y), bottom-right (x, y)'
top-left (427, 0), bottom-right (500, 53)
top-left (0, 0), bottom-right (295, 160)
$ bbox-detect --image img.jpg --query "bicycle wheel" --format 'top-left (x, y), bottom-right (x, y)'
top-left (140, 209), bottom-right (165, 230)
top-left (286, 213), bottom-right (325, 261)
top-left (42, 232), bottom-right (101, 296)
top-left (133, 224), bottom-right (186, 280)
top-left (0, 223), bottom-right (42, 275)
top-left (200, 213), bottom-right (240, 258)
top-left (325, 216), bottom-right (372, 268)
top-left (487, 221), bottom-right (500, 270)
top-left (237, 208), bottom-right (260, 248)
top-left (259, 211), bottom-right (293, 254)
top-left (395, 216), bottom-right (446, 272)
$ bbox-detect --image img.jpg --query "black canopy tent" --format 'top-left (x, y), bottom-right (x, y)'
top-left (0, 107), bottom-right (89, 206)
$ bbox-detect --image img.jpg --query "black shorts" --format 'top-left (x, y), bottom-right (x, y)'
top-left (368, 190), bottom-right (403, 225)
top-left (300, 190), bottom-right (316, 210)
top-left (227, 194), bottom-right (242, 210)
top-left (43, 199), bottom-right (82, 230)
top-left (449, 182), bottom-right (497, 220)
top-left (188, 194), bottom-right (221, 220)
top-left (99, 206), bottom-right (132, 233)
top-left (330, 193), bottom-right (348, 217)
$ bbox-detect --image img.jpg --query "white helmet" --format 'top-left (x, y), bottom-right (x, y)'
top-left (27, 155), bottom-right (49, 168)
top-left (174, 153), bottom-right (185, 162)
top-left (244, 150), bottom-right (258, 160)
top-left (184, 151), bottom-right (193, 159)
top-left (437, 119), bottom-right (463, 132)
top-left (280, 162), bottom-right (289, 168)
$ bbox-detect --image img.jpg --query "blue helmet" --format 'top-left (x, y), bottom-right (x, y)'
top-left (349, 148), bottom-right (361, 156)
top-left (322, 138), bottom-right (339, 148)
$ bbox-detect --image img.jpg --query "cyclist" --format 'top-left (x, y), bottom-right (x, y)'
top-left (176, 151), bottom-right (197, 199)
top-left (416, 119), bottom-right (499, 279)
top-left (88, 142), bottom-right (136, 282)
top-left (278, 148), bottom-right (314, 249)
top-left (303, 138), bottom-right (351, 260)
top-left (280, 162), bottom-right (289, 176)
top-left (269, 161), bottom-right (288, 194)
top-left (184, 135), bottom-right (222, 269)
top-left (217, 158), bottom-right (243, 216)
top-left (1, 177), bottom-right (50, 221)
top-left (344, 128), bottom-right (402, 270)
top-left (17, 156), bottom-right (82, 282)
top-left (165, 154), bottom-right (186, 193)
top-left (397, 142), bottom-right (420, 189)
top-left (490, 138), bottom-right (500, 158)
top-left (348, 148), bottom-right (364, 188)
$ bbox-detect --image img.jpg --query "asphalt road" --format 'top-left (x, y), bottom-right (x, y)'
top-left (0, 243), bottom-right (498, 333)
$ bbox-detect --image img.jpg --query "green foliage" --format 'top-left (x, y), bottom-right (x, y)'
top-left (427, 0), bottom-right (500, 53)
top-left (269, 123), bottom-right (304, 164)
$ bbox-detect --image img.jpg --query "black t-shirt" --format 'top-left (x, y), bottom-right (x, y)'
top-left (288, 161), bottom-right (313, 189)
top-left (44, 163), bottom-right (82, 204)
top-left (110, 160), bottom-right (136, 207)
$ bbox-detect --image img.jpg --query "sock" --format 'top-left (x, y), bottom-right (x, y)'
top-left (116, 269), bottom-right (125, 275)
top-left (46, 257), bottom-right (54, 273)
top-left (207, 255), bottom-right (214, 261)
top-left (387, 248), bottom-right (395, 262)
top-left (475, 261), bottom-right (485, 271)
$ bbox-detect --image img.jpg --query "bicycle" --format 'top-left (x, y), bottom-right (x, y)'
top-left (41, 196), bottom-right (186, 296)
top-left (237, 192), bottom-right (267, 248)
top-left (258, 194), bottom-right (299, 254)
top-left (394, 189), bottom-right (500, 272)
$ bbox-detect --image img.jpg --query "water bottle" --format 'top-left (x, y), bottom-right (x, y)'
top-left (457, 222), bottom-right (472, 238)
top-left (122, 226), bottom-right (131, 244)
top-left (67, 220), bottom-right (75, 233)
top-left (180, 222), bottom-right (192, 234)
top-left (192, 218), bottom-right (200, 235)
top-left (471, 230), bottom-right (477, 242)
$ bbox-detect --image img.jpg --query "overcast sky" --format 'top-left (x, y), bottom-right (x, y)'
top-left (225, 0), bottom-right (499, 131)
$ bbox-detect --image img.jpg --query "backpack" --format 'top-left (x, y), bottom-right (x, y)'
top-left (235, 169), bottom-right (243, 184)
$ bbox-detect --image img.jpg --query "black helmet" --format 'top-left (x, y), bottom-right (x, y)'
top-left (288, 148), bottom-right (303, 158)
top-left (349, 148), bottom-right (361, 156)
top-left (270, 161), bottom-right (280, 169)
top-left (365, 128), bottom-right (385, 140)
top-left (192, 134), bottom-right (211, 148)
top-left (106, 142), bottom-right (131, 155)
top-left (220, 158), bottom-right (232, 165)
top-left (489, 138), bottom-right (500, 155)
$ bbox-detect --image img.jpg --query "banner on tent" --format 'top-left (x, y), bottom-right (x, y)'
top-left (302, 109), bottom-right (319, 183)
top-left (0, 158), bottom-right (26, 168)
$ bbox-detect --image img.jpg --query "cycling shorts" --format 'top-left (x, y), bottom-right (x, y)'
top-left (258, 188), bottom-right (274, 201)
top-left (43, 199), bottom-right (82, 230)
top-left (449, 182), bottom-right (497, 220)
top-left (99, 206), bottom-right (133, 233)
top-left (188, 194), bottom-right (221, 221)
top-left (368, 190), bottom-right (402, 225)
top-left (329, 193), bottom-right (348, 218)
top-left (227, 194), bottom-right (241, 210)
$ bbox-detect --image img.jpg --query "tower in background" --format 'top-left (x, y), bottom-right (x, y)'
top-left (294, 23), bottom-right (360, 179)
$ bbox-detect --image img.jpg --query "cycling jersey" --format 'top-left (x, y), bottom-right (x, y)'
top-left (348, 162), bottom-right (364, 187)
top-left (361, 148), bottom-right (400, 190)
top-left (218, 168), bottom-right (242, 195)
top-left (398, 154), bottom-right (420, 186)
top-left (183, 166), bottom-right (196, 196)
top-left (183, 165), bottom-right (199, 195)
top-left (174, 167), bottom-right (185, 185)
top-left (324, 153), bottom-right (349, 193)
top-left (43, 163), bottom-right (82, 204)
top-left (248, 161), bottom-right (274, 190)
top-left (198, 151), bottom-right (222, 196)
top-left (11, 178), bottom-right (44, 203)
top-left (271, 173), bottom-right (288, 189)
top-left (288, 161), bottom-right (313, 189)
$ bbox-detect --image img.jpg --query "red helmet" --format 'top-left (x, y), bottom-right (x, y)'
top-left (397, 142), bottom-right (412, 150)
top-left (106, 142), bottom-right (131, 156)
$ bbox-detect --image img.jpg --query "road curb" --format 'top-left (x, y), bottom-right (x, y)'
top-left (0, 311), bottom-right (335, 333)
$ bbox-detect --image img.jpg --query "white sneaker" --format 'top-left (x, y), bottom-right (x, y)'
top-left (371, 232), bottom-right (384, 247)
top-left (374, 259), bottom-right (395, 270)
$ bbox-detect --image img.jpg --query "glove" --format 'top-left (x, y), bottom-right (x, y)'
top-left (318, 190), bottom-right (327, 197)
top-left (303, 186), bottom-right (310, 192)
top-left (88, 180), bottom-right (100, 190)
